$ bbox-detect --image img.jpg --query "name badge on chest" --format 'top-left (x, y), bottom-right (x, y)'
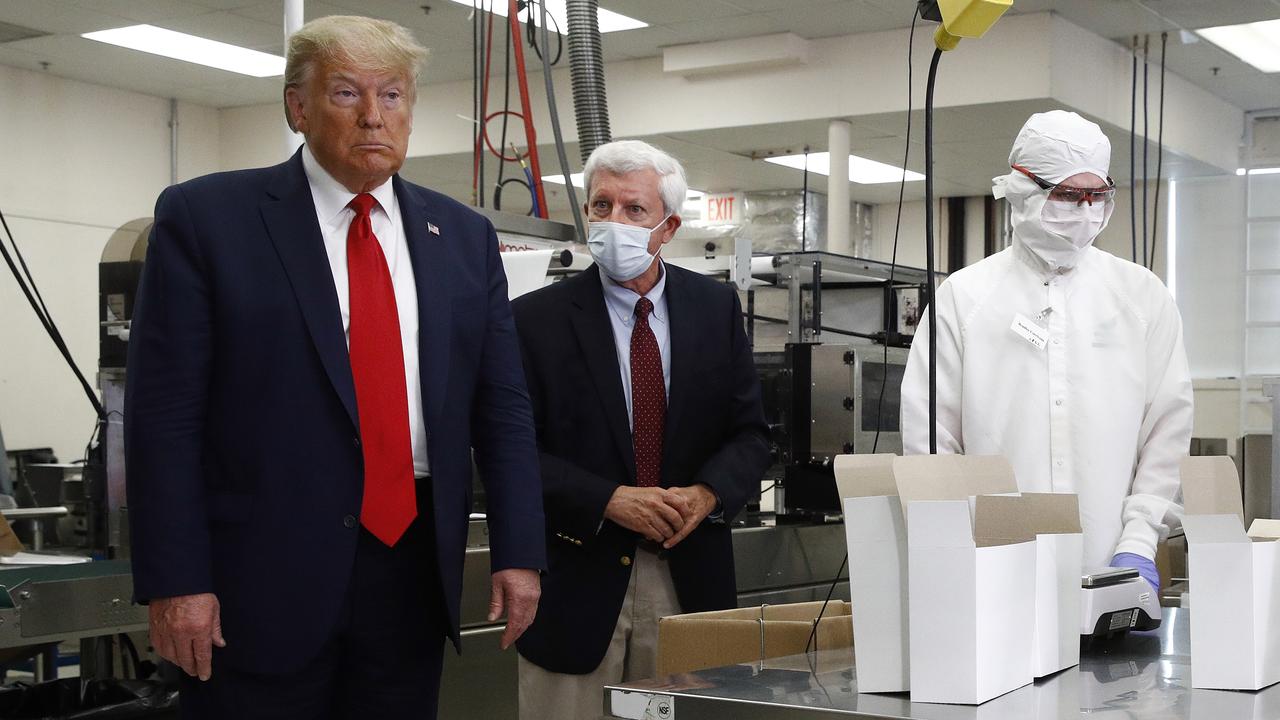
top-left (1011, 313), bottom-right (1048, 350)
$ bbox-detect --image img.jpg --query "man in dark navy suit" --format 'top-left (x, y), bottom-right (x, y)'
top-left (125, 15), bottom-right (544, 719)
top-left (512, 140), bottom-right (771, 720)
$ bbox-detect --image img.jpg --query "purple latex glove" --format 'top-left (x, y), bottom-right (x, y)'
top-left (1111, 552), bottom-right (1160, 593)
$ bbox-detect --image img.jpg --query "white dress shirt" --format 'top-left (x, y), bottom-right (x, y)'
top-left (301, 145), bottom-right (429, 476)
top-left (902, 239), bottom-right (1193, 569)
top-left (600, 262), bottom-right (671, 429)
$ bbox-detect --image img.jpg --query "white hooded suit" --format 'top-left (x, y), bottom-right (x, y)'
top-left (901, 111), bottom-right (1193, 569)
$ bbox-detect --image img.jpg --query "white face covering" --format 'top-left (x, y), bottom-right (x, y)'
top-left (1042, 200), bottom-right (1108, 249)
top-left (587, 215), bottom-right (670, 282)
top-left (993, 110), bottom-right (1117, 272)
top-left (996, 173), bottom-right (1113, 272)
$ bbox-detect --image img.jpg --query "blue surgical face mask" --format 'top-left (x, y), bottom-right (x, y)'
top-left (587, 214), bottom-right (670, 282)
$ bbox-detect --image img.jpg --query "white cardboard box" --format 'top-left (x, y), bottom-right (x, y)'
top-left (837, 454), bottom-right (1081, 703)
top-left (907, 499), bottom-right (1036, 705)
top-left (1184, 512), bottom-right (1280, 691)
top-left (974, 493), bottom-right (1083, 678)
top-left (836, 454), bottom-right (910, 693)
top-left (896, 455), bottom-right (1034, 705)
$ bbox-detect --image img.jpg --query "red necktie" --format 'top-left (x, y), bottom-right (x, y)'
top-left (347, 193), bottom-right (416, 546)
top-left (631, 297), bottom-right (665, 487)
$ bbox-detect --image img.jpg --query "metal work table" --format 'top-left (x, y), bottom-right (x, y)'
top-left (439, 516), bottom-right (847, 719)
top-left (0, 560), bottom-right (145, 650)
top-left (605, 609), bottom-right (1274, 719)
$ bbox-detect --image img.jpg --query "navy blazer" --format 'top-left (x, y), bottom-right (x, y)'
top-left (125, 151), bottom-right (546, 675)
top-left (512, 263), bottom-right (770, 674)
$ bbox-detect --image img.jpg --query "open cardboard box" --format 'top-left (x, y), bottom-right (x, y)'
top-left (1182, 455), bottom-right (1280, 691)
top-left (837, 454), bottom-right (1082, 703)
top-left (654, 600), bottom-right (853, 676)
top-left (898, 454), bottom-right (1034, 705)
top-left (975, 493), bottom-right (1082, 678)
top-left (836, 453), bottom-right (910, 693)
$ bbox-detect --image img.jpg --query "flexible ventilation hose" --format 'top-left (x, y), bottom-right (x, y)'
top-left (566, 0), bottom-right (612, 163)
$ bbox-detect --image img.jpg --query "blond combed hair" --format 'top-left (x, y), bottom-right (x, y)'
top-left (283, 15), bottom-right (429, 131)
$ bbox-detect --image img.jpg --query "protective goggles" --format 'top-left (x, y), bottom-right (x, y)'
top-left (1012, 164), bottom-right (1117, 206)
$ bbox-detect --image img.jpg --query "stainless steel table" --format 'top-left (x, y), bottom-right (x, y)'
top-left (604, 609), bottom-right (1278, 719)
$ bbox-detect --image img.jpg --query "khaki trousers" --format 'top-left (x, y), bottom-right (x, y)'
top-left (518, 546), bottom-right (681, 720)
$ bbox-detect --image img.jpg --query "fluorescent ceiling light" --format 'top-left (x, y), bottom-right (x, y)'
top-left (1196, 19), bottom-right (1280, 73)
top-left (542, 173), bottom-right (704, 199)
top-left (82, 24), bottom-right (284, 77)
top-left (444, 0), bottom-right (646, 33)
top-left (764, 152), bottom-right (925, 184)
top-left (542, 172), bottom-right (586, 187)
top-left (1236, 167), bottom-right (1280, 176)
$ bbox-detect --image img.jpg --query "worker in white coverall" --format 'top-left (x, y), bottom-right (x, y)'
top-left (901, 110), bottom-right (1193, 592)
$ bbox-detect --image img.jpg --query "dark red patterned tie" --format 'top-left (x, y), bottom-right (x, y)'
top-left (631, 297), bottom-right (665, 487)
top-left (347, 193), bottom-right (416, 546)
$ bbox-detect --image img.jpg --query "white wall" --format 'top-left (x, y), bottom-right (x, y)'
top-left (0, 63), bottom-right (219, 462)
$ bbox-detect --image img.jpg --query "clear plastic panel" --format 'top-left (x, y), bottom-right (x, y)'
top-left (1247, 274), bottom-right (1280, 323)
top-left (1247, 326), bottom-right (1280, 376)
top-left (1249, 172), bottom-right (1280, 219)
top-left (1248, 220), bottom-right (1280, 271)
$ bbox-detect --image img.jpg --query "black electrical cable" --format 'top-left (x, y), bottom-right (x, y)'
top-left (805, 553), bottom-right (848, 655)
top-left (806, 6), bottom-right (919, 647)
top-left (472, 0), bottom-right (480, 206)
top-left (478, 0), bottom-right (492, 208)
top-left (525, 0), bottom-right (564, 65)
top-left (494, 176), bottom-right (536, 214)
top-left (1149, 32), bottom-right (1167, 273)
top-left (0, 208), bottom-right (105, 418)
top-left (494, 4), bottom-right (514, 207)
top-left (924, 47), bottom-right (942, 455)
top-left (748, 312), bottom-right (879, 341)
top-left (874, 5), bottom-right (919, 454)
top-left (1129, 36), bottom-right (1138, 264)
top-left (1142, 34), bottom-right (1150, 268)
top-left (118, 633), bottom-right (142, 679)
top-left (801, 146), bottom-right (810, 253)
top-left (539, 0), bottom-right (586, 243)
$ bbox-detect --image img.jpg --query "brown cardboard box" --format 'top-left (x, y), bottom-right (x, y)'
top-left (1171, 456), bottom-right (1245, 586)
top-left (1181, 456), bottom-right (1244, 520)
top-left (0, 513), bottom-right (23, 556)
top-left (655, 600), bottom-right (853, 676)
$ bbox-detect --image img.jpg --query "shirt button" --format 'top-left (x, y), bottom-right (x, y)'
top-left (353, 436), bottom-right (361, 447)
top-left (343, 515), bottom-right (357, 529)
top-left (620, 556), bottom-right (632, 567)
top-left (1052, 338), bottom-right (1061, 345)
top-left (1055, 459), bottom-right (1065, 467)
top-left (1055, 399), bottom-right (1064, 406)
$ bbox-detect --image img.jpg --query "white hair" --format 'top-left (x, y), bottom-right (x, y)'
top-left (582, 140), bottom-right (688, 216)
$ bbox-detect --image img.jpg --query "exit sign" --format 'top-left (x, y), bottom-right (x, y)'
top-left (703, 192), bottom-right (744, 224)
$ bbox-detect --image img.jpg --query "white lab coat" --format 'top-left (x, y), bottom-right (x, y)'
top-left (901, 240), bottom-right (1193, 569)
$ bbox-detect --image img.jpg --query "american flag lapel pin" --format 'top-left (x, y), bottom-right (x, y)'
top-left (427, 221), bottom-right (440, 236)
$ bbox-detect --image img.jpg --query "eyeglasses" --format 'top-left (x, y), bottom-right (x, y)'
top-left (1012, 164), bottom-right (1117, 206)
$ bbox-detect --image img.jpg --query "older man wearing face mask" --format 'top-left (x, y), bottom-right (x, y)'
top-left (901, 110), bottom-right (1193, 592)
top-left (510, 140), bottom-right (771, 720)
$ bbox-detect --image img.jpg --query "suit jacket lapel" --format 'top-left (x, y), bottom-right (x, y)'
top-left (395, 176), bottom-right (450, 431)
top-left (260, 151), bottom-right (358, 429)
top-left (570, 266), bottom-right (636, 482)
top-left (662, 265), bottom-right (695, 458)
